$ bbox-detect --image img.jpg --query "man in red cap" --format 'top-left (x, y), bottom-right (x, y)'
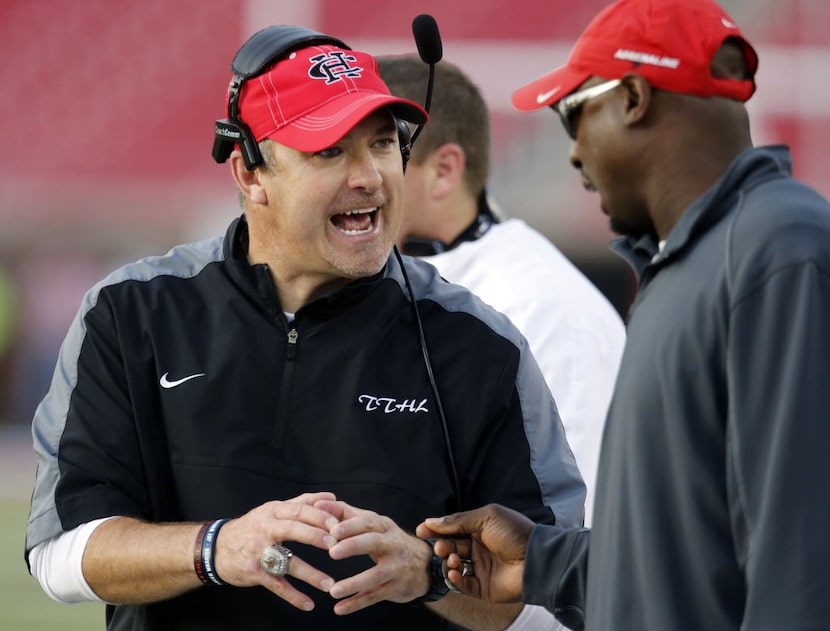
top-left (24, 26), bottom-right (586, 630)
top-left (418, 0), bottom-right (830, 629)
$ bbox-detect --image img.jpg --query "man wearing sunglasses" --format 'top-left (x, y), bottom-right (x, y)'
top-left (418, 0), bottom-right (830, 629)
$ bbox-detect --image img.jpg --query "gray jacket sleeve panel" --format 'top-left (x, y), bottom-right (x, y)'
top-left (522, 524), bottom-right (589, 630)
top-left (514, 336), bottom-right (585, 528)
top-left (26, 302), bottom-right (89, 553)
top-left (27, 287), bottom-right (147, 556)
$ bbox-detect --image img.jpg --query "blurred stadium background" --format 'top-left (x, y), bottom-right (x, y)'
top-left (0, 0), bottom-right (827, 627)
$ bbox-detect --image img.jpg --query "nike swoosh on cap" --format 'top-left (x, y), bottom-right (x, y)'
top-left (536, 86), bottom-right (562, 104)
top-left (159, 372), bottom-right (206, 389)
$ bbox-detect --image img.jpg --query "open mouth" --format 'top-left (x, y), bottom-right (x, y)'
top-left (330, 207), bottom-right (378, 235)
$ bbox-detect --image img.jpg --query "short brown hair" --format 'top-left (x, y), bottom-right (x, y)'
top-left (378, 56), bottom-right (490, 197)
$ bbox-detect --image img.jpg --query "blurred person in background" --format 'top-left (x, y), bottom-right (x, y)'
top-left (9, 246), bottom-right (113, 427)
top-left (24, 25), bottom-right (585, 631)
top-left (378, 56), bottom-right (626, 527)
top-left (417, 0), bottom-right (830, 629)
top-left (0, 262), bottom-right (19, 424)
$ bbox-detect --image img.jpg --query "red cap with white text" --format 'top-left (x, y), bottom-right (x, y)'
top-left (237, 45), bottom-right (428, 152)
top-left (512, 0), bottom-right (758, 111)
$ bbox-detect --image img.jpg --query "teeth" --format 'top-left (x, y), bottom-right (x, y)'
top-left (334, 207), bottom-right (376, 235)
top-left (339, 226), bottom-right (374, 235)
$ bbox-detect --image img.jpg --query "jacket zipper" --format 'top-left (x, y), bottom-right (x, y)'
top-left (274, 325), bottom-right (298, 448)
top-left (286, 328), bottom-right (298, 359)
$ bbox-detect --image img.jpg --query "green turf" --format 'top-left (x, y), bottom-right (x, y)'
top-left (0, 500), bottom-right (104, 630)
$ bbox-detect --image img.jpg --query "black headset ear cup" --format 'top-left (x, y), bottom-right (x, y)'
top-left (213, 117), bottom-right (264, 169)
top-left (396, 118), bottom-right (413, 172)
top-left (237, 120), bottom-right (264, 170)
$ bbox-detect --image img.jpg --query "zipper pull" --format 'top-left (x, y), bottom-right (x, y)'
top-left (287, 328), bottom-right (298, 359)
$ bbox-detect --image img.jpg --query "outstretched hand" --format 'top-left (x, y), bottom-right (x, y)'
top-left (416, 503), bottom-right (534, 604)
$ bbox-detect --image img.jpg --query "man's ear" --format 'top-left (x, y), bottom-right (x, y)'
top-left (230, 150), bottom-right (268, 205)
top-left (620, 73), bottom-right (653, 129)
top-left (428, 143), bottom-right (465, 200)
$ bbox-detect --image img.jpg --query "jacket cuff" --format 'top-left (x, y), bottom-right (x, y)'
top-left (521, 524), bottom-right (589, 630)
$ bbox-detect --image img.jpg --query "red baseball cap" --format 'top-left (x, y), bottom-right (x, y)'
top-left (512, 0), bottom-right (758, 111)
top-left (237, 45), bottom-right (428, 152)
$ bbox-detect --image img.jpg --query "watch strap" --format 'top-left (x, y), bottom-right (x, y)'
top-left (418, 538), bottom-right (451, 603)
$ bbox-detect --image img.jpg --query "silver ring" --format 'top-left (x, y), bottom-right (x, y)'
top-left (445, 577), bottom-right (462, 593)
top-left (260, 544), bottom-right (293, 577)
top-left (443, 557), bottom-right (474, 593)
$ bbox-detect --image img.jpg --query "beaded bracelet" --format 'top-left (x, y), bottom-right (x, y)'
top-left (194, 519), bottom-right (230, 586)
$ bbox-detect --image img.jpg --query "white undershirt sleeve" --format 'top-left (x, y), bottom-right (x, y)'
top-left (29, 516), bottom-right (117, 604)
top-left (505, 604), bottom-right (568, 630)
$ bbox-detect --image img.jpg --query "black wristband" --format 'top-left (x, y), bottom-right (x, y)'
top-left (418, 538), bottom-right (451, 603)
top-left (201, 518), bottom-right (230, 586)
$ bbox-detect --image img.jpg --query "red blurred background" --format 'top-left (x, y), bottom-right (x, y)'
top-left (0, 0), bottom-right (827, 424)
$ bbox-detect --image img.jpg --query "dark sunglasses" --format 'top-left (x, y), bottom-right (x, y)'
top-left (553, 79), bottom-right (622, 139)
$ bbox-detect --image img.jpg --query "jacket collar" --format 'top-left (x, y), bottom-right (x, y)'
top-left (222, 214), bottom-right (390, 321)
top-left (611, 145), bottom-right (793, 280)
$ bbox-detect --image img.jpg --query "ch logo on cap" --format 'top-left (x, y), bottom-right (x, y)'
top-left (308, 51), bottom-right (363, 84)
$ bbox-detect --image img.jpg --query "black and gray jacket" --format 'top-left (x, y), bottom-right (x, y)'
top-left (26, 215), bottom-right (584, 630)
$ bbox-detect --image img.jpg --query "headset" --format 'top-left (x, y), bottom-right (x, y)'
top-left (212, 26), bottom-right (348, 170)
top-left (214, 18), bottom-right (461, 510)
top-left (211, 25), bottom-right (418, 173)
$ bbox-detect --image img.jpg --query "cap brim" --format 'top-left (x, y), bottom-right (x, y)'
top-left (512, 65), bottom-right (591, 111)
top-left (268, 93), bottom-right (428, 153)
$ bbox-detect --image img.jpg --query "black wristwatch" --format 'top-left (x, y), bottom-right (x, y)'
top-left (418, 538), bottom-right (451, 602)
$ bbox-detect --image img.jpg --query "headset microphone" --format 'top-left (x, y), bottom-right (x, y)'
top-left (412, 14), bottom-right (443, 66)
top-left (408, 15), bottom-right (443, 148)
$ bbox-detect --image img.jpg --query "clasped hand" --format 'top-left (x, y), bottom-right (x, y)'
top-left (214, 493), bottom-right (432, 614)
top-left (318, 499), bottom-right (433, 615)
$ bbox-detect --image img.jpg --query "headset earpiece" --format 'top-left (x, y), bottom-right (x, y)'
top-left (213, 117), bottom-right (263, 169)
top-left (396, 117), bottom-right (413, 172)
top-left (212, 26), bottom-right (348, 170)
